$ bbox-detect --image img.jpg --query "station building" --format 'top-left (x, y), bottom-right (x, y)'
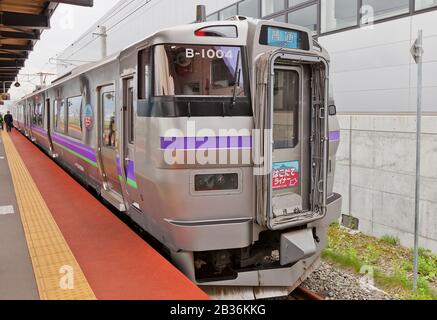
top-left (56, 0), bottom-right (437, 252)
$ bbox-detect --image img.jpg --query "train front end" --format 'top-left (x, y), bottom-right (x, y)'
top-left (138, 18), bottom-right (342, 299)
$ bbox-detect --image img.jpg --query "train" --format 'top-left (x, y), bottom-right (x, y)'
top-left (11, 15), bottom-right (342, 299)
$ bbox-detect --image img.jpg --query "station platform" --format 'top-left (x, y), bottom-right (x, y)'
top-left (0, 129), bottom-right (208, 300)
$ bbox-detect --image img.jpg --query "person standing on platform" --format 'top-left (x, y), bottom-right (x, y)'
top-left (4, 111), bottom-right (13, 132)
top-left (0, 113), bottom-right (4, 130)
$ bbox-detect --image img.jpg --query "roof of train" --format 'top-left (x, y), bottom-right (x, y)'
top-left (15, 16), bottom-right (327, 102)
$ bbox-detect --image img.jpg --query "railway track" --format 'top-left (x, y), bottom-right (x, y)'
top-left (289, 286), bottom-right (324, 300)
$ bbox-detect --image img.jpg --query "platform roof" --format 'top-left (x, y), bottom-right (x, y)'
top-left (0, 0), bottom-right (93, 94)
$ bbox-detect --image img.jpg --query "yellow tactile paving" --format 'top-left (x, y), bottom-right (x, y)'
top-left (1, 131), bottom-right (96, 300)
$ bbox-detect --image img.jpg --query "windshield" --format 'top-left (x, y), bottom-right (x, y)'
top-left (154, 44), bottom-right (246, 97)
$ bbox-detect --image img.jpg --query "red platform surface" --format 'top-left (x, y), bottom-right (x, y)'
top-left (10, 130), bottom-right (208, 300)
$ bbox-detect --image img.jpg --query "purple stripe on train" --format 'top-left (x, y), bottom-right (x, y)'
top-left (30, 126), bottom-right (97, 163)
top-left (116, 157), bottom-right (136, 181)
top-left (51, 133), bottom-right (97, 163)
top-left (125, 160), bottom-right (136, 181)
top-left (160, 136), bottom-right (252, 150)
top-left (116, 157), bottom-right (123, 176)
top-left (31, 126), bottom-right (47, 136)
top-left (329, 131), bottom-right (340, 141)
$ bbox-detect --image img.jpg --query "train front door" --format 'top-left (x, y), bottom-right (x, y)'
top-left (270, 65), bottom-right (309, 221)
top-left (99, 84), bottom-right (126, 211)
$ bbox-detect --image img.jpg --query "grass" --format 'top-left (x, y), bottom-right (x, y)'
top-left (381, 235), bottom-right (400, 246)
top-left (322, 223), bottom-right (437, 300)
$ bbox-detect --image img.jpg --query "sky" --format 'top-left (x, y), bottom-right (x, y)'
top-left (5, 0), bottom-right (120, 103)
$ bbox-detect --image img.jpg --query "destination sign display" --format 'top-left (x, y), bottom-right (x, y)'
top-left (267, 27), bottom-right (299, 49)
top-left (259, 25), bottom-right (309, 50)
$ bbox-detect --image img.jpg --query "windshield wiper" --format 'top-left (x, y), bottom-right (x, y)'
top-left (232, 51), bottom-right (241, 108)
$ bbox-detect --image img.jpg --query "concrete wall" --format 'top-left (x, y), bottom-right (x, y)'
top-left (335, 114), bottom-right (437, 252)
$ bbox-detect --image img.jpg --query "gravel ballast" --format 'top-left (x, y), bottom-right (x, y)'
top-left (300, 260), bottom-right (394, 300)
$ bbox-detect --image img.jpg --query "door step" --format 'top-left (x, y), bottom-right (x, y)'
top-left (272, 193), bottom-right (302, 217)
top-left (101, 188), bottom-right (126, 211)
top-left (270, 210), bottom-right (322, 229)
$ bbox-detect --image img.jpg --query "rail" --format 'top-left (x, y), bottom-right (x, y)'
top-left (290, 286), bottom-right (324, 300)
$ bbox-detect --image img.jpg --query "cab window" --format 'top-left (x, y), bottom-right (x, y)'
top-left (154, 45), bottom-right (245, 97)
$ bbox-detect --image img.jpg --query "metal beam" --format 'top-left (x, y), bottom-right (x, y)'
top-left (0, 30), bottom-right (40, 40)
top-left (0, 73), bottom-right (19, 78)
top-left (0, 11), bottom-right (50, 29)
top-left (0, 69), bottom-right (20, 72)
top-left (0, 60), bottom-right (24, 68)
top-left (0, 77), bottom-right (16, 82)
top-left (0, 43), bottom-right (33, 51)
top-left (0, 67), bottom-right (22, 72)
top-left (50, 0), bottom-right (94, 7)
top-left (0, 52), bottom-right (28, 59)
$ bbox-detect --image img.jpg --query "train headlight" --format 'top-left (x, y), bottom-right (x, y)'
top-left (195, 173), bottom-right (238, 191)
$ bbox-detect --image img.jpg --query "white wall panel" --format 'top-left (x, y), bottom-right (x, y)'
top-left (320, 10), bottom-right (437, 113)
top-left (329, 41), bottom-right (412, 73)
top-left (319, 16), bottom-right (411, 52)
top-left (334, 87), bottom-right (411, 112)
top-left (333, 65), bottom-right (410, 92)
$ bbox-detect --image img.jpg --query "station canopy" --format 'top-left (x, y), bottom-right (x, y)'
top-left (0, 0), bottom-right (93, 97)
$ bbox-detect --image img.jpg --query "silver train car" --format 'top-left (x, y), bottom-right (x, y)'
top-left (12, 17), bottom-right (342, 299)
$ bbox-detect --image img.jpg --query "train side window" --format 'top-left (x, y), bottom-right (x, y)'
top-left (138, 48), bottom-right (150, 100)
top-left (102, 91), bottom-right (116, 148)
top-left (54, 99), bottom-right (66, 134)
top-left (67, 96), bottom-right (83, 140)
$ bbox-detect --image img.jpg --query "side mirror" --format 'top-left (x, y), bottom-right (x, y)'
top-left (328, 105), bottom-right (337, 116)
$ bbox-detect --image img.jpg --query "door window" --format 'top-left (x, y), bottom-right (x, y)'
top-left (273, 69), bottom-right (299, 149)
top-left (55, 100), bottom-right (66, 133)
top-left (67, 96), bottom-right (83, 140)
top-left (102, 91), bottom-right (116, 148)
